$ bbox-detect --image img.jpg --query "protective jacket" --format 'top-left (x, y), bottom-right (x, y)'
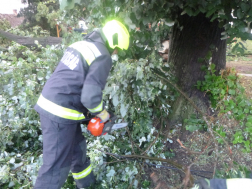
top-left (34, 30), bottom-right (112, 123)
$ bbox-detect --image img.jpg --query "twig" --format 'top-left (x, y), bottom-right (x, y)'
top-left (99, 149), bottom-right (195, 187)
top-left (126, 127), bottom-right (143, 154)
top-left (153, 70), bottom-right (206, 117)
top-left (100, 150), bottom-right (120, 161)
top-left (104, 160), bottom-right (126, 165)
top-left (177, 139), bottom-right (187, 149)
top-left (98, 149), bottom-right (183, 172)
top-left (213, 130), bottom-right (232, 155)
top-left (183, 166), bottom-right (193, 189)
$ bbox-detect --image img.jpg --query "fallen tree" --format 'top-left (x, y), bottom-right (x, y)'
top-left (0, 29), bottom-right (62, 48)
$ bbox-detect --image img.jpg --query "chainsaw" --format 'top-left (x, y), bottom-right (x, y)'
top-left (87, 113), bottom-right (128, 136)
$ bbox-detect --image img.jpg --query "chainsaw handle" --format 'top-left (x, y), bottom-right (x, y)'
top-left (101, 113), bottom-right (117, 135)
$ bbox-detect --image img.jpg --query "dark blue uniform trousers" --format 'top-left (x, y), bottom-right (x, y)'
top-left (34, 115), bottom-right (95, 189)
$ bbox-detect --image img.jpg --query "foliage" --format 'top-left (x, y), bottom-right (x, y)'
top-left (197, 64), bottom-right (252, 153)
top-left (0, 19), bottom-right (12, 47)
top-left (226, 39), bottom-right (252, 59)
top-left (215, 162), bottom-right (252, 179)
top-left (59, 0), bottom-right (252, 44)
top-left (196, 63), bottom-right (238, 108)
top-left (184, 114), bottom-right (207, 132)
top-left (70, 52), bottom-right (175, 188)
top-left (0, 27), bottom-right (66, 188)
top-left (19, 0), bottom-right (60, 36)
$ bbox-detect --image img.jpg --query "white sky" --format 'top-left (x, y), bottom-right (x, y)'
top-left (0, 0), bottom-right (27, 14)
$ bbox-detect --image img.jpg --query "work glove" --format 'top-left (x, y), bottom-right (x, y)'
top-left (191, 179), bottom-right (211, 189)
top-left (96, 109), bottom-right (109, 123)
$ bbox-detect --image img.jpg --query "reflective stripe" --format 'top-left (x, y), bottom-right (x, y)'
top-left (88, 101), bottom-right (103, 113)
top-left (85, 42), bottom-right (101, 57)
top-left (37, 94), bottom-right (85, 120)
top-left (72, 165), bottom-right (92, 180)
top-left (190, 185), bottom-right (199, 189)
top-left (70, 41), bottom-right (101, 66)
top-left (226, 178), bottom-right (252, 189)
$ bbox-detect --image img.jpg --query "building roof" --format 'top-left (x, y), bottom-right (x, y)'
top-left (0, 14), bottom-right (24, 27)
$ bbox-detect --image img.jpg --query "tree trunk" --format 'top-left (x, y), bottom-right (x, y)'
top-left (167, 13), bottom-right (226, 127)
top-left (0, 29), bottom-right (62, 48)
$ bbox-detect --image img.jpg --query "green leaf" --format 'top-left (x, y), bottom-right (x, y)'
top-left (112, 95), bottom-right (119, 107)
top-left (245, 121), bottom-right (252, 127)
top-left (197, 81), bottom-right (201, 86)
top-left (247, 115), bottom-right (252, 122)
top-left (198, 6), bottom-right (206, 13)
top-left (227, 74), bottom-right (237, 80)
top-left (241, 2), bottom-right (249, 13)
top-left (59, 0), bottom-right (81, 10)
top-left (237, 9), bottom-right (244, 19)
top-left (186, 125), bottom-right (199, 132)
top-left (227, 81), bottom-right (234, 88)
top-left (221, 89), bottom-right (226, 95)
top-left (205, 51), bottom-right (212, 60)
top-left (206, 8), bottom-right (216, 18)
top-left (143, 17), bottom-right (150, 25)
top-left (244, 108), bottom-right (249, 114)
top-left (120, 103), bottom-right (128, 118)
top-left (198, 57), bottom-right (205, 63)
top-left (185, 7), bottom-right (194, 16)
top-left (233, 108), bottom-right (238, 114)
top-left (228, 89), bottom-right (235, 95)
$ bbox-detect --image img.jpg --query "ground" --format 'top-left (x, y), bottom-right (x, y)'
top-left (142, 55), bottom-right (252, 189)
top-left (227, 55), bottom-right (252, 98)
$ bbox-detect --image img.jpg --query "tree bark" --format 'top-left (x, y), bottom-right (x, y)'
top-left (0, 29), bottom-right (62, 48)
top-left (167, 13), bottom-right (226, 126)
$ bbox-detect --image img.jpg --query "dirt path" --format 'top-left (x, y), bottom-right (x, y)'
top-left (238, 73), bottom-right (252, 77)
top-left (227, 59), bottom-right (252, 97)
top-left (227, 61), bottom-right (252, 74)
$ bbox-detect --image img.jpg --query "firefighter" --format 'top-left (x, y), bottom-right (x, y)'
top-left (33, 20), bottom-right (130, 189)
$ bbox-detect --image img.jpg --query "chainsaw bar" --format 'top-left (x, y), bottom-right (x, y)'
top-left (101, 114), bottom-right (128, 135)
top-left (111, 123), bottom-right (128, 131)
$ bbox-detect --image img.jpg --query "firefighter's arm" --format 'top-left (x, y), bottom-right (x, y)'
top-left (80, 54), bottom-right (112, 121)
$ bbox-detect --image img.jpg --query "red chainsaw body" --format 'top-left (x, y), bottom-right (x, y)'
top-left (87, 117), bottom-right (104, 136)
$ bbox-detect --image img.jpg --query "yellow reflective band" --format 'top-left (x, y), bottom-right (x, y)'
top-left (85, 42), bottom-right (101, 57)
top-left (70, 42), bottom-right (95, 65)
top-left (88, 101), bottom-right (103, 113)
top-left (72, 165), bottom-right (92, 180)
top-left (70, 41), bottom-right (101, 66)
top-left (37, 94), bottom-right (85, 120)
top-left (226, 178), bottom-right (252, 189)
